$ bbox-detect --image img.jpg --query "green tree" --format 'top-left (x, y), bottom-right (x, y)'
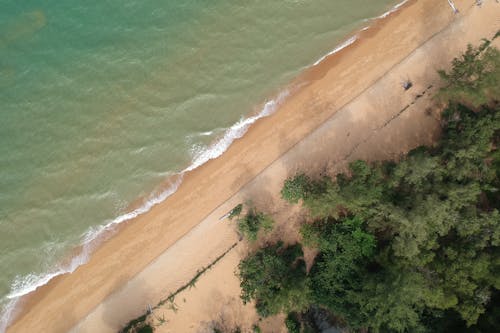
top-left (228, 204), bottom-right (243, 219)
top-left (237, 208), bottom-right (274, 241)
top-left (304, 217), bottom-right (376, 328)
top-left (234, 40), bottom-right (500, 333)
top-left (281, 173), bottom-right (312, 204)
top-left (298, 102), bottom-right (499, 331)
top-left (302, 160), bottom-right (387, 220)
top-left (136, 324), bottom-right (154, 333)
top-left (438, 39), bottom-right (499, 108)
top-left (285, 312), bottom-right (301, 333)
top-left (238, 243), bottom-right (310, 317)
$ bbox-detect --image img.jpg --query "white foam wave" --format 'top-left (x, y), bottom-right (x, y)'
top-left (311, 0), bottom-right (410, 68)
top-left (0, 299), bottom-right (20, 333)
top-left (312, 36), bottom-right (357, 66)
top-left (199, 130), bottom-right (215, 136)
top-left (378, 0), bottom-right (410, 19)
top-left (0, 90), bottom-right (290, 328)
top-left (6, 255), bottom-right (87, 300)
top-left (5, 175), bottom-right (183, 302)
top-left (184, 89), bottom-right (290, 172)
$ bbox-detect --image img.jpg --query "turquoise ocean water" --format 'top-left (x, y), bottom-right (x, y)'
top-left (0, 0), bottom-right (400, 327)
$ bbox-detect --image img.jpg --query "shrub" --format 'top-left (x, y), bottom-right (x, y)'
top-left (228, 204), bottom-right (243, 219)
top-left (237, 209), bottom-right (274, 241)
top-left (136, 324), bottom-right (154, 333)
top-left (437, 38), bottom-right (499, 108)
top-left (238, 243), bottom-right (310, 317)
top-left (281, 173), bottom-right (311, 203)
top-left (285, 312), bottom-right (301, 333)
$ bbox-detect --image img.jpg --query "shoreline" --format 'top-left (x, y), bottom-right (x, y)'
top-left (0, 1), bottom-right (398, 312)
top-left (5, 0), bottom-right (500, 332)
top-left (0, 0), bottom-right (410, 323)
top-left (0, 0), bottom-right (457, 330)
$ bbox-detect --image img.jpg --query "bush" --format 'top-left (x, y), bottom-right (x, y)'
top-left (238, 243), bottom-right (310, 317)
top-left (228, 204), bottom-right (243, 219)
top-left (120, 314), bottom-right (149, 333)
top-left (136, 324), bottom-right (154, 333)
top-left (437, 38), bottom-right (499, 108)
top-left (285, 312), bottom-right (301, 333)
top-left (237, 209), bottom-right (274, 241)
top-left (281, 173), bottom-right (311, 203)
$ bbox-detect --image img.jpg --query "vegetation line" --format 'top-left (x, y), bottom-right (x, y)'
top-left (155, 241), bottom-right (238, 309)
top-left (238, 37), bottom-right (500, 332)
top-left (120, 241), bottom-right (239, 333)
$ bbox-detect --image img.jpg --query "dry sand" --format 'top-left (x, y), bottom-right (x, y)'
top-left (6, 0), bottom-right (500, 332)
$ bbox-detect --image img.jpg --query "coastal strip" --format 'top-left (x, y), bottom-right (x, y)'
top-left (0, 0), bottom-right (416, 315)
top-left (6, 0), bottom-right (500, 332)
top-left (0, 0), bottom-right (411, 326)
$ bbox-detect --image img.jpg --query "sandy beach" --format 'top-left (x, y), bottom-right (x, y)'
top-left (6, 0), bottom-right (500, 332)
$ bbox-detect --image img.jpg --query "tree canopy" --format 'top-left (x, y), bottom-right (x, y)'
top-left (237, 208), bottom-right (274, 241)
top-left (237, 40), bottom-right (499, 332)
top-left (438, 39), bottom-right (500, 108)
top-left (238, 242), bottom-right (310, 317)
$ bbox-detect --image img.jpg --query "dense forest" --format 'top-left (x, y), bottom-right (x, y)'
top-left (237, 38), bottom-right (500, 332)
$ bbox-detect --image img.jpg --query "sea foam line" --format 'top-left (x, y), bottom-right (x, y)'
top-left (378, 0), bottom-right (410, 19)
top-left (0, 88), bottom-right (291, 331)
top-left (4, 175), bottom-right (184, 301)
top-left (184, 89), bottom-right (290, 172)
top-left (312, 36), bottom-right (358, 66)
top-left (311, 0), bottom-right (410, 67)
top-left (0, 299), bottom-right (19, 333)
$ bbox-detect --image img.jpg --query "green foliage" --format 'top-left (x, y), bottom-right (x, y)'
top-left (252, 324), bottom-right (262, 333)
top-left (424, 289), bottom-right (500, 332)
top-left (238, 243), bottom-right (310, 317)
top-left (281, 173), bottom-right (312, 203)
top-left (282, 173), bottom-right (329, 205)
top-left (228, 204), bottom-right (243, 219)
top-left (237, 208), bottom-right (274, 241)
top-left (232, 40), bottom-right (500, 333)
top-left (120, 314), bottom-right (148, 333)
top-left (136, 325), bottom-right (154, 333)
top-left (285, 312), bottom-right (301, 333)
top-left (302, 216), bottom-right (375, 256)
top-left (303, 160), bottom-right (387, 220)
top-left (437, 39), bottom-right (499, 108)
top-left (297, 100), bottom-right (499, 331)
top-left (304, 217), bottom-right (381, 329)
